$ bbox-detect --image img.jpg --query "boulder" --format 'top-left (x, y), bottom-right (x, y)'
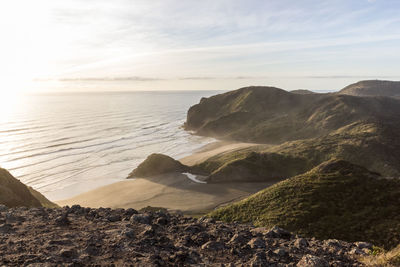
top-left (297, 255), bottom-right (329, 267)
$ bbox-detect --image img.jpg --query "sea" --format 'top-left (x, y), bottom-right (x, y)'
top-left (0, 91), bottom-right (222, 201)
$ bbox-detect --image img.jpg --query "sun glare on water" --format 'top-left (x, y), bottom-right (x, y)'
top-left (0, 76), bottom-right (29, 122)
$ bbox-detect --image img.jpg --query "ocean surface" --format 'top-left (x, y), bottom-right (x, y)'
top-left (0, 91), bottom-right (221, 201)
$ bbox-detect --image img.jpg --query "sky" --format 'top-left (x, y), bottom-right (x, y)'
top-left (1, 0), bottom-right (400, 94)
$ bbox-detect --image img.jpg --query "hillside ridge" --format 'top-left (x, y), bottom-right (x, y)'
top-left (209, 159), bottom-right (400, 249)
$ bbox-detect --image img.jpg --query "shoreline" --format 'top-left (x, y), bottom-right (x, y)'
top-left (56, 141), bottom-right (266, 214)
top-left (179, 140), bottom-right (258, 166)
top-left (42, 138), bottom-right (218, 202)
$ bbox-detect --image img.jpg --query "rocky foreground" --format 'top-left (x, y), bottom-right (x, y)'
top-left (0, 205), bottom-right (370, 266)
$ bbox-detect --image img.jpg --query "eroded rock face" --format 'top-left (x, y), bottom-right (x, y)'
top-left (0, 206), bottom-right (366, 266)
top-left (128, 153), bottom-right (190, 178)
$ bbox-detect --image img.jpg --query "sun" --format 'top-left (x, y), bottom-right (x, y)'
top-left (0, 1), bottom-right (53, 98)
top-left (0, 75), bottom-right (31, 97)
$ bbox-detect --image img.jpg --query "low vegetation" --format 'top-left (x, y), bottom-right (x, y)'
top-left (362, 244), bottom-right (400, 266)
top-left (339, 80), bottom-right (400, 97)
top-left (0, 168), bottom-right (57, 208)
top-left (194, 150), bottom-right (311, 183)
top-left (185, 85), bottom-right (400, 144)
top-left (209, 160), bottom-right (400, 249)
top-left (128, 153), bottom-right (190, 178)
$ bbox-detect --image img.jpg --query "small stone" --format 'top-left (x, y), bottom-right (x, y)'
top-left (107, 214), bottom-right (121, 222)
top-left (198, 216), bottom-right (215, 224)
top-left (324, 239), bottom-right (340, 247)
top-left (87, 210), bottom-right (98, 218)
top-left (84, 243), bottom-right (100, 256)
top-left (60, 248), bottom-right (76, 258)
top-left (123, 228), bottom-right (135, 238)
top-left (250, 251), bottom-right (267, 267)
top-left (141, 225), bottom-right (155, 236)
top-left (184, 224), bottom-right (202, 234)
top-left (155, 216), bottom-right (168, 225)
top-left (0, 204), bottom-right (8, 212)
top-left (247, 237), bottom-right (266, 249)
top-left (130, 214), bottom-right (152, 224)
top-left (355, 241), bottom-right (373, 250)
top-left (228, 233), bottom-right (248, 245)
top-left (124, 208), bottom-right (138, 217)
top-left (250, 227), bottom-right (268, 235)
top-left (5, 212), bottom-right (24, 223)
top-left (201, 241), bottom-right (224, 251)
top-left (294, 238), bottom-right (309, 248)
top-left (273, 247), bottom-right (289, 257)
top-left (265, 226), bottom-right (291, 239)
top-left (70, 204), bottom-right (82, 212)
top-left (297, 255), bottom-right (329, 267)
top-left (349, 247), bottom-right (368, 255)
top-left (55, 214), bottom-right (70, 226)
top-left (0, 223), bottom-right (13, 233)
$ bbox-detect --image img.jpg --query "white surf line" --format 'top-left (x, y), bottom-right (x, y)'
top-left (182, 172), bottom-right (207, 184)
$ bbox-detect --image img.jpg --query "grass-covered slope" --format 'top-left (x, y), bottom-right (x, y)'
top-left (268, 121), bottom-right (400, 177)
top-left (209, 160), bottom-right (400, 249)
top-left (185, 85), bottom-right (400, 144)
top-left (363, 244), bottom-right (400, 266)
top-left (0, 168), bottom-right (56, 208)
top-left (128, 153), bottom-right (190, 178)
top-left (27, 186), bottom-right (59, 208)
top-left (192, 149), bottom-right (311, 183)
top-left (339, 80), bottom-right (400, 97)
top-left (193, 120), bottom-right (400, 179)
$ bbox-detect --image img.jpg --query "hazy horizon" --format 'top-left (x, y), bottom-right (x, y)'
top-left (2, 0), bottom-right (400, 95)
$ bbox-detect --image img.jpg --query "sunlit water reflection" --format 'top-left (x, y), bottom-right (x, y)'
top-left (0, 91), bottom-right (219, 200)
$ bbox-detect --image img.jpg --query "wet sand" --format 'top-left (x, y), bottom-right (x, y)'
top-left (57, 141), bottom-right (270, 214)
top-left (57, 173), bottom-right (271, 214)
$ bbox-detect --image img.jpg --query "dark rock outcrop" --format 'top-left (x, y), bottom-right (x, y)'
top-left (128, 153), bottom-right (190, 178)
top-left (0, 206), bottom-right (366, 266)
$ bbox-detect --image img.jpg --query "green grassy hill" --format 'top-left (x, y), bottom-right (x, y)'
top-left (191, 148), bottom-right (311, 183)
top-left (190, 119), bottom-right (400, 181)
top-left (339, 80), bottom-right (400, 97)
top-left (185, 85), bottom-right (400, 144)
top-left (128, 153), bottom-right (190, 178)
top-left (267, 121), bottom-right (400, 177)
top-left (209, 160), bottom-right (400, 249)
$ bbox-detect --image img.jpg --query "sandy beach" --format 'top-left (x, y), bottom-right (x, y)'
top-left (57, 141), bottom-right (269, 214)
top-left (179, 141), bottom-right (259, 166)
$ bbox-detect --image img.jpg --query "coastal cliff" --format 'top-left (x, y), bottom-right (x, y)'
top-left (184, 85), bottom-right (400, 144)
top-left (184, 84), bottom-right (400, 177)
